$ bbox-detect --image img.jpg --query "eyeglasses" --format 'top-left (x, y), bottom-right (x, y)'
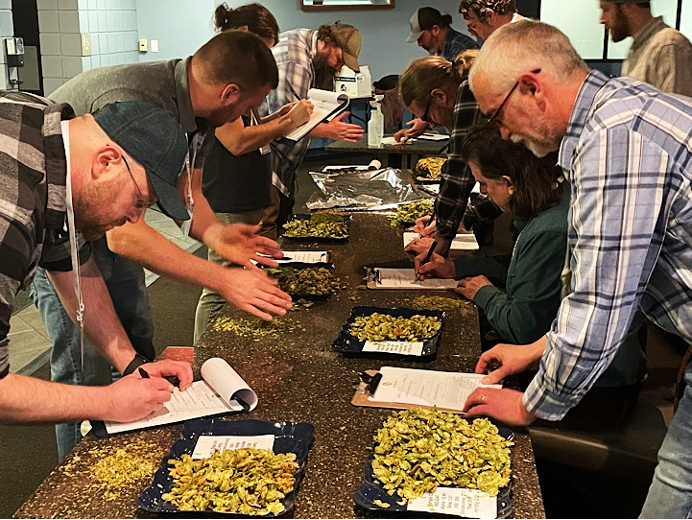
top-left (421, 96), bottom-right (434, 126)
top-left (486, 69), bottom-right (541, 123)
top-left (122, 156), bottom-right (147, 210)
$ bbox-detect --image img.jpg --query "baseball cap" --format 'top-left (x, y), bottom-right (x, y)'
top-left (93, 101), bottom-right (190, 221)
top-left (406, 7), bottom-right (442, 43)
top-left (330, 22), bottom-right (361, 72)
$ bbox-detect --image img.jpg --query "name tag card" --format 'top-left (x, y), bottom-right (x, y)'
top-left (362, 341), bottom-right (424, 356)
top-left (408, 488), bottom-right (497, 519)
top-left (192, 434), bottom-right (275, 459)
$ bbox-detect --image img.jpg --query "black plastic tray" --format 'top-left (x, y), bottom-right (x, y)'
top-left (280, 214), bottom-right (351, 242)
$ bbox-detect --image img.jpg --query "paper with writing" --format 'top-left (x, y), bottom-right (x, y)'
top-left (369, 366), bottom-right (501, 411)
top-left (192, 434), bottom-right (275, 459)
top-left (362, 341), bottom-right (424, 356)
top-left (408, 488), bottom-right (497, 518)
top-left (284, 88), bottom-right (349, 142)
top-left (105, 357), bottom-right (256, 434)
top-left (371, 268), bottom-right (459, 290)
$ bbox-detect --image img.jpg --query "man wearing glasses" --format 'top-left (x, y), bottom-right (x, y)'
top-left (464, 20), bottom-right (692, 518)
top-left (0, 95), bottom-right (193, 426)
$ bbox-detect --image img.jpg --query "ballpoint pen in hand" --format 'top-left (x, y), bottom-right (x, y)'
top-left (420, 205), bottom-right (437, 238)
top-left (139, 366), bottom-right (179, 387)
top-left (415, 240), bottom-right (438, 282)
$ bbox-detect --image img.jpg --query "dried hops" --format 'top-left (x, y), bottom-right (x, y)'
top-left (282, 213), bottom-right (349, 239)
top-left (349, 313), bottom-right (441, 342)
top-left (389, 199), bottom-right (435, 228)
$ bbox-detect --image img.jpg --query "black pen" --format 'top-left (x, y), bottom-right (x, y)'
top-left (287, 82), bottom-right (302, 102)
top-left (420, 205), bottom-right (437, 238)
top-left (415, 240), bottom-right (438, 282)
top-left (139, 366), bottom-right (179, 387)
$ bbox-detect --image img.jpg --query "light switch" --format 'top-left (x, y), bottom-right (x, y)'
top-left (138, 38), bottom-right (147, 52)
top-left (150, 39), bottom-right (159, 53)
top-left (81, 33), bottom-right (91, 56)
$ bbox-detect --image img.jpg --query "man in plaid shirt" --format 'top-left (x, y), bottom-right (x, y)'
top-left (260, 22), bottom-right (365, 236)
top-left (465, 21), bottom-right (692, 517)
top-left (0, 94), bottom-right (193, 424)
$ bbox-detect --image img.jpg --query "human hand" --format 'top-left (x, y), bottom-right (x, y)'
top-left (462, 387), bottom-right (536, 427)
top-left (140, 359), bottom-right (194, 391)
top-left (326, 112), bottom-right (364, 142)
top-left (475, 340), bottom-right (546, 384)
top-left (394, 118), bottom-right (429, 143)
top-left (414, 250), bottom-right (455, 280)
top-left (207, 222), bottom-right (283, 269)
top-left (275, 102), bottom-right (296, 118)
top-left (455, 275), bottom-right (492, 300)
top-left (102, 374), bottom-right (176, 423)
top-left (288, 100), bottom-right (313, 126)
top-left (404, 236), bottom-right (435, 255)
top-left (412, 215), bottom-right (437, 237)
top-left (218, 267), bottom-right (292, 320)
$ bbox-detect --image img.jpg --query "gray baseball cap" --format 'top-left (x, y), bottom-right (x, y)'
top-left (93, 101), bottom-right (189, 221)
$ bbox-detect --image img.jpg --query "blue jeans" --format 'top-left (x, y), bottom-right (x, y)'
top-left (28, 238), bottom-right (154, 461)
top-left (640, 360), bottom-right (692, 518)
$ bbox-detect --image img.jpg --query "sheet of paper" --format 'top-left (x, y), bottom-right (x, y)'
top-left (380, 136), bottom-right (412, 145)
top-left (277, 250), bottom-right (329, 263)
top-left (362, 341), bottom-right (424, 356)
top-left (371, 268), bottom-right (459, 290)
top-left (403, 233), bottom-right (479, 251)
top-left (105, 380), bottom-right (233, 434)
top-left (321, 159), bottom-right (381, 172)
top-left (369, 366), bottom-right (501, 411)
top-left (408, 488), bottom-right (497, 518)
top-left (285, 88), bottom-right (348, 141)
top-left (416, 132), bottom-right (450, 142)
top-left (192, 434), bottom-right (275, 459)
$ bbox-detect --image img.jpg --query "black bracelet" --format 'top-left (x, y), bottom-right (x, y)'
top-left (123, 354), bottom-right (149, 376)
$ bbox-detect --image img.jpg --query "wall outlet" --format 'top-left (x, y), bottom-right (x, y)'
top-left (81, 33), bottom-right (92, 56)
top-left (150, 39), bottom-right (159, 53)
top-left (138, 38), bottom-right (148, 52)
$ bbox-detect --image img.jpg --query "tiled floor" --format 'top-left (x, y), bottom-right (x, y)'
top-left (8, 209), bottom-right (201, 375)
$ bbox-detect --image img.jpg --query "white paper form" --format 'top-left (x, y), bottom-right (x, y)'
top-left (285, 89), bottom-right (348, 142)
top-left (408, 488), bottom-right (497, 518)
top-left (192, 434), bottom-right (275, 459)
top-left (369, 366), bottom-right (501, 411)
top-left (403, 233), bottom-right (479, 251)
top-left (276, 251), bottom-right (329, 264)
top-left (371, 268), bottom-right (459, 290)
top-left (362, 341), bottom-right (424, 356)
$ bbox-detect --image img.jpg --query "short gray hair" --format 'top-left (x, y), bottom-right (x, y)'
top-left (469, 20), bottom-right (588, 95)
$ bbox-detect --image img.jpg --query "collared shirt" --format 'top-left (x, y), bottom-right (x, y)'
top-left (0, 93), bottom-right (79, 377)
top-left (439, 27), bottom-right (479, 62)
top-left (259, 28), bottom-right (316, 194)
top-left (622, 16), bottom-right (692, 97)
top-left (524, 70), bottom-right (692, 420)
top-left (435, 79), bottom-right (483, 240)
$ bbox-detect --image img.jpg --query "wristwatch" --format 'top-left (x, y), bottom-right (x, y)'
top-left (122, 354), bottom-right (150, 376)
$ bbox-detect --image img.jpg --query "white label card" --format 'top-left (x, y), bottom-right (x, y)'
top-left (408, 488), bottom-right (497, 519)
top-left (362, 341), bottom-right (424, 356)
top-left (192, 435), bottom-right (275, 459)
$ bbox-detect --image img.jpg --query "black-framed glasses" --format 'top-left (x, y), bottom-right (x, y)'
top-left (122, 156), bottom-right (147, 210)
top-left (486, 69), bottom-right (541, 123)
top-left (421, 96), bottom-right (434, 125)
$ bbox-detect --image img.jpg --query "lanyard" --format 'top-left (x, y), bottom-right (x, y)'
top-left (179, 133), bottom-right (200, 237)
top-left (61, 121), bottom-right (86, 367)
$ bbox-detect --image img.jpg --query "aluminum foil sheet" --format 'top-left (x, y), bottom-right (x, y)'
top-left (306, 168), bottom-right (430, 211)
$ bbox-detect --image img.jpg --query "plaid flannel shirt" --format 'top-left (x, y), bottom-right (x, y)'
top-left (440, 27), bottom-right (479, 62)
top-left (435, 79), bottom-right (483, 240)
top-left (0, 92), bottom-right (81, 377)
top-left (524, 70), bottom-right (692, 420)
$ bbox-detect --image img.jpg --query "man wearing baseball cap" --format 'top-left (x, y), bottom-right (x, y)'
top-left (259, 21), bottom-right (365, 235)
top-left (406, 6), bottom-right (478, 61)
top-left (0, 93), bottom-right (193, 425)
top-left (599, 0), bottom-right (692, 96)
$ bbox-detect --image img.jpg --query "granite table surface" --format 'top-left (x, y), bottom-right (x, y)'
top-left (15, 213), bottom-right (544, 519)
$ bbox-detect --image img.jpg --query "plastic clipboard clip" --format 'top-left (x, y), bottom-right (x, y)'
top-left (356, 371), bottom-right (383, 395)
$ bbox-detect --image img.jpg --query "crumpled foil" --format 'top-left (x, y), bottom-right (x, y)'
top-left (306, 168), bottom-right (430, 211)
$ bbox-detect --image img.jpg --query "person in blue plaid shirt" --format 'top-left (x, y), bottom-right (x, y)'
top-left (259, 22), bottom-right (365, 236)
top-left (464, 20), bottom-right (692, 517)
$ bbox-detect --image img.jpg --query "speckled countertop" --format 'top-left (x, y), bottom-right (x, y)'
top-left (15, 213), bottom-right (544, 519)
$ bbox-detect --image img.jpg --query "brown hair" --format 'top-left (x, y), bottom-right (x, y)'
top-left (193, 30), bottom-right (278, 90)
top-left (399, 51), bottom-right (477, 109)
top-left (460, 123), bottom-right (563, 219)
top-left (459, 0), bottom-right (516, 19)
top-left (213, 3), bottom-right (279, 46)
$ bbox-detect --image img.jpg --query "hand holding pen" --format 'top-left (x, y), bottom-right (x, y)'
top-left (415, 240), bottom-right (438, 282)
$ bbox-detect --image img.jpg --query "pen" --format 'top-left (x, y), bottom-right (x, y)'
top-left (420, 205), bottom-right (437, 238)
top-left (287, 82), bottom-right (302, 102)
top-left (415, 240), bottom-right (438, 282)
top-left (139, 366), bottom-right (179, 387)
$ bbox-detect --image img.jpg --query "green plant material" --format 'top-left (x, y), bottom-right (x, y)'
top-left (282, 213), bottom-right (348, 238)
top-left (389, 200), bottom-right (435, 228)
top-left (212, 316), bottom-right (295, 338)
top-left (349, 313), bottom-right (441, 342)
top-left (265, 267), bottom-right (342, 297)
top-left (416, 156), bottom-right (446, 180)
top-left (407, 295), bottom-right (472, 311)
top-left (162, 448), bottom-right (299, 515)
top-left (373, 499), bottom-right (391, 508)
top-left (372, 408), bottom-right (512, 502)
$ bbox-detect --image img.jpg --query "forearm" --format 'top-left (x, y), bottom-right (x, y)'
top-left (0, 373), bottom-right (112, 423)
top-left (217, 116), bottom-right (298, 156)
top-left (47, 260), bottom-right (135, 372)
top-left (308, 121), bottom-right (337, 140)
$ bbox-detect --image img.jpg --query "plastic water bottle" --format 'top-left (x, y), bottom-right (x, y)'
top-left (368, 95), bottom-right (384, 148)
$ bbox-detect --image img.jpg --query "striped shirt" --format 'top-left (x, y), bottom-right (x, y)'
top-left (524, 70), bottom-right (692, 420)
top-left (435, 79), bottom-right (483, 240)
top-left (260, 29), bottom-right (316, 194)
top-left (0, 92), bottom-right (82, 377)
